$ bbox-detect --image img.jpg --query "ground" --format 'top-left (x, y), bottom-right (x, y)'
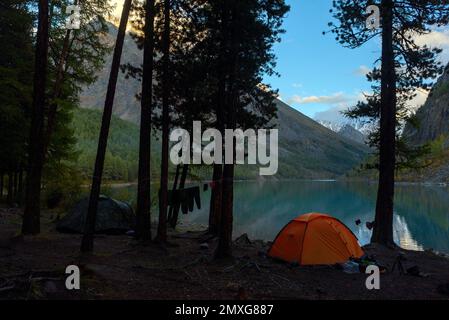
top-left (1, 207), bottom-right (449, 300)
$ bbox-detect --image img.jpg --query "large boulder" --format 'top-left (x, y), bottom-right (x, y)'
top-left (56, 195), bottom-right (135, 234)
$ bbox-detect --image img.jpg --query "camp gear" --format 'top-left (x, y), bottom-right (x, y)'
top-left (268, 213), bottom-right (364, 265)
top-left (167, 186), bottom-right (201, 214)
top-left (342, 261), bottom-right (360, 274)
top-left (56, 195), bottom-right (134, 234)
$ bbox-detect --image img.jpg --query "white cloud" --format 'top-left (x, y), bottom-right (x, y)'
top-left (287, 92), bottom-right (354, 105)
top-left (354, 65), bottom-right (371, 77)
top-left (292, 83), bottom-right (303, 88)
top-left (409, 88), bottom-right (430, 112)
top-left (414, 28), bottom-right (449, 64)
top-left (312, 93), bottom-right (368, 123)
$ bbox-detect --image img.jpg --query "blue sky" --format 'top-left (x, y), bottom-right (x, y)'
top-left (263, 0), bottom-right (449, 123)
top-left (263, 0), bottom-right (379, 119)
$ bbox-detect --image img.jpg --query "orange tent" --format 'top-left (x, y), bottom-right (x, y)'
top-left (268, 213), bottom-right (364, 265)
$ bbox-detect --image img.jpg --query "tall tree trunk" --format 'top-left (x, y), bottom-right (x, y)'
top-left (216, 163), bottom-right (234, 258)
top-left (156, 0), bottom-right (171, 243)
top-left (44, 29), bottom-right (72, 156)
top-left (169, 164), bottom-right (188, 228)
top-left (22, 0), bottom-right (49, 235)
top-left (17, 169), bottom-right (23, 206)
top-left (81, 0), bottom-right (133, 252)
top-left (136, 0), bottom-right (155, 242)
top-left (167, 164), bottom-right (180, 224)
top-left (215, 0), bottom-right (238, 259)
top-left (371, 0), bottom-right (396, 246)
top-left (0, 173), bottom-right (4, 200)
top-left (13, 171), bottom-right (18, 203)
top-left (209, 0), bottom-right (229, 241)
top-left (7, 172), bottom-right (13, 205)
top-left (208, 164), bottom-right (223, 235)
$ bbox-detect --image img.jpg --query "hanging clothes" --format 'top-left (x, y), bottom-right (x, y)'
top-left (165, 186), bottom-right (201, 215)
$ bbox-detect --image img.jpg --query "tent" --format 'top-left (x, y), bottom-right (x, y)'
top-left (268, 213), bottom-right (364, 265)
top-left (56, 195), bottom-right (135, 234)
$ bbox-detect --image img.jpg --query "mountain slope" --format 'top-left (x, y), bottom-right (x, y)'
top-left (338, 124), bottom-right (366, 145)
top-left (404, 65), bottom-right (449, 144)
top-left (72, 108), bottom-right (161, 182)
top-left (78, 23), bottom-right (369, 179)
top-left (275, 100), bottom-right (369, 178)
top-left (80, 22), bottom-right (142, 124)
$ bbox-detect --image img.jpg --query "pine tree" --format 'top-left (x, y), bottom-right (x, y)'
top-left (22, 0), bottom-right (50, 234)
top-left (155, 0), bottom-right (171, 243)
top-left (0, 0), bottom-right (33, 205)
top-left (136, 0), bottom-right (155, 242)
top-left (329, 0), bottom-right (449, 245)
top-left (81, 0), bottom-right (133, 252)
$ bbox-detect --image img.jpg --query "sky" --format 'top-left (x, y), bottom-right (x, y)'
top-left (111, 0), bottom-right (449, 124)
top-left (263, 0), bottom-right (449, 123)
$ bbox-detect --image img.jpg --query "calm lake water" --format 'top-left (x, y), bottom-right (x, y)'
top-left (109, 181), bottom-right (449, 255)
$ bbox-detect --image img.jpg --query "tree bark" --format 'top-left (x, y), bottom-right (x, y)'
top-left (156, 0), bottom-right (171, 243)
top-left (208, 163), bottom-right (223, 235)
top-left (371, 0), bottom-right (396, 246)
top-left (7, 172), bottom-right (13, 205)
top-left (44, 29), bottom-right (72, 157)
top-left (17, 169), bottom-right (23, 206)
top-left (81, 0), bottom-right (132, 252)
top-left (0, 173), bottom-right (3, 200)
top-left (22, 0), bottom-right (49, 235)
top-left (215, 0), bottom-right (238, 259)
top-left (13, 171), bottom-right (18, 203)
top-left (136, 0), bottom-right (155, 242)
top-left (216, 163), bottom-right (234, 258)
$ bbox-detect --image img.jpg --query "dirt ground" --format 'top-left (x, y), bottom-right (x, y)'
top-left (1, 207), bottom-right (449, 300)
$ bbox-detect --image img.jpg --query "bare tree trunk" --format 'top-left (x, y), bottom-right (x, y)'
top-left (136, 0), bottom-right (155, 242)
top-left (0, 173), bottom-right (4, 200)
top-left (7, 172), bottom-right (13, 205)
top-left (169, 164), bottom-right (188, 228)
top-left (44, 29), bottom-right (72, 156)
top-left (216, 164), bottom-right (234, 258)
top-left (22, 0), bottom-right (49, 235)
top-left (81, 0), bottom-right (133, 252)
top-left (17, 169), bottom-right (23, 206)
top-left (208, 164), bottom-right (222, 235)
top-left (371, 0), bottom-right (396, 246)
top-left (156, 0), bottom-right (171, 243)
top-left (215, 0), bottom-right (238, 259)
top-left (13, 171), bottom-right (18, 203)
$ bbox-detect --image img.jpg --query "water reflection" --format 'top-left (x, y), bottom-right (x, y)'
top-left (180, 181), bottom-right (449, 254)
top-left (107, 180), bottom-right (449, 254)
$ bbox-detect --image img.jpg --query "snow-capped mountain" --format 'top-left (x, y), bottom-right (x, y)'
top-left (317, 120), bottom-right (373, 145)
top-left (317, 120), bottom-right (373, 136)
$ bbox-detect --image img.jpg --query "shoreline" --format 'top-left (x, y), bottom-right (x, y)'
top-left (83, 178), bottom-right (449, 189)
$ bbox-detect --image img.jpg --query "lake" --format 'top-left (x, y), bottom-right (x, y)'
top-left (108, 180), bottom-right (449, 255)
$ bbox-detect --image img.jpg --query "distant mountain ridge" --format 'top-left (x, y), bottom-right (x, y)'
top-left (317, 120), bottom-right (368, 145)
top-left (78, 22), bottom-right (369, 179)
